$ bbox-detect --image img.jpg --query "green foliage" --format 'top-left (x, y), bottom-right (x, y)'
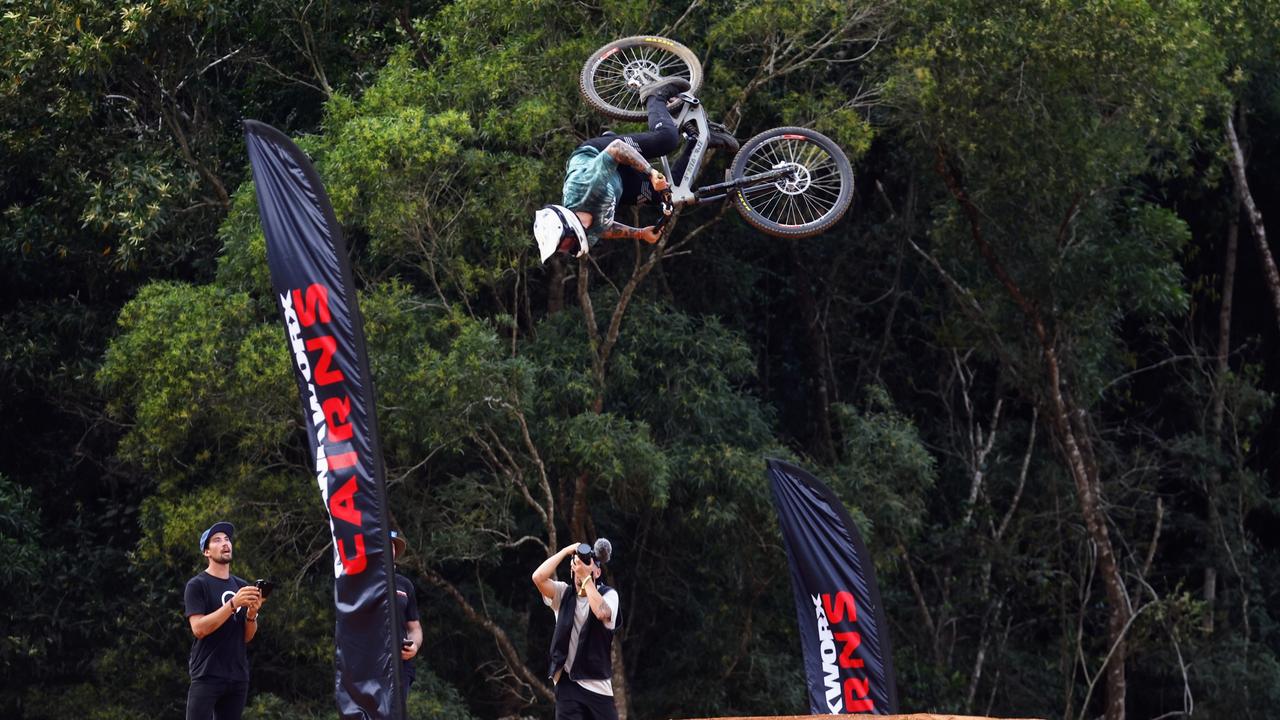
top-left (1206, 0), bottom-right (1280, 112)
top-left (0, 475), bottom-right (48, 673)
top-left (0, 0), bottom-right (409, 272)
top-left (405, 670), bottom-right (480, 720)
top-left (97, 281), bottom-right (293, 480)
top-left (553, 411), bottom-right (670, 507)
top-left (884, 0), bottom-right (1224, 406)
top-left (0, 474), bottom-right (42, 586)
top-left (1188, 637), bottom-right (1280, 716)
top-left (831, 386), bottom-right (937, 543)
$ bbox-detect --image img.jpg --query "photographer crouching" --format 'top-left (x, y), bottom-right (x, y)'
top-left (531, 540), bottom-right (620, 720)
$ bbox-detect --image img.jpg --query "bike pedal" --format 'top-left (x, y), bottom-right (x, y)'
top-left (674, 91), bottom-right (700, 106)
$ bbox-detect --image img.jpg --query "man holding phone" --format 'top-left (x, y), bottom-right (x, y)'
top-left (390, 530), bottom-right (422, 703)
top-left (183, 521), bottom-right (268, 720)
top-left (531, 539), bottom-right (620, 720)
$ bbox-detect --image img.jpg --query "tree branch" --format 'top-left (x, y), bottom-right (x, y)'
top-left (415, 562), bottom-right (554, 703)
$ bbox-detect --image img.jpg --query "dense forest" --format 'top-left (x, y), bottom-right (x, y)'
top-left (3, 1), bottom-right (1279, 719)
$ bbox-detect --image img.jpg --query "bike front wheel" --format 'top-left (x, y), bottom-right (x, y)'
top-left (580, 36), bottom-right (704, 121)
top-left (729, 127), bottom-right (854, 238)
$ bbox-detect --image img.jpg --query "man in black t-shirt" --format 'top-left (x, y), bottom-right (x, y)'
top-left (390, 530), bottom-right (422, 704)
top-left (183, 521), bottom-right (267, 720)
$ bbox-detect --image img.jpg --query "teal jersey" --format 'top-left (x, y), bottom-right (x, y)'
top-left (562, 146), bottom-right (622, 244)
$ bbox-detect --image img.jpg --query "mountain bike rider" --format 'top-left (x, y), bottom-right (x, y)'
top-left (533, 77), bottom-right (737, 262)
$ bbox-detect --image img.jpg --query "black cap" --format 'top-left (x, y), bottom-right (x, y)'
top-left (199, 521), bottom-right (235, 554)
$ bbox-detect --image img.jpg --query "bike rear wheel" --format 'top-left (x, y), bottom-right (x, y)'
top-left (580, 36), bottom-right (703, 121)
top-left (729, 127), bottom-right (853, 238)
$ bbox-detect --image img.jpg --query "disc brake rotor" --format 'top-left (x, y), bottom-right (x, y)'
top-left (623, 59), bottom-right (662, 89)
top-left (772, 162), bottom-right (811, 195)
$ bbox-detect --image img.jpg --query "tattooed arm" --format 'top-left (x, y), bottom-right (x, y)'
top-left (600, 222), bottom-right (660, 244)
top-left (604, 139), bottom-right (669, 190)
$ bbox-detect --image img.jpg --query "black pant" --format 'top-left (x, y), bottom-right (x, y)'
top-left (580, 96), bottom-right (691, 205)
top-left (186, 678), bottom-right (248, 720)
top-left (402, 665), bottom-right (415, 706)
top-left (554, 678), bottom-right (619, 720)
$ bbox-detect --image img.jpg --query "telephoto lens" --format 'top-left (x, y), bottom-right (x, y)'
top-left (575, 543), bottom-right (596, 597)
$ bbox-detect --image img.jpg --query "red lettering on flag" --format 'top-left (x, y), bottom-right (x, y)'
top-left (306, 336), bottom-right (345, 385)
top-left (328, 477), bottom-right (367, 574)
top-left (835, 631), bottom-right (865, 668)
top-left (824, 591), bottom-right (857, 623)
top-left (329, 477), bottom-right (363, 525)
top-left (323, 397), bottom-right (353, 442)
top-left (843, 677), bottom-right (873, 711)
top-left (328, 451), bottom-right (358, 470)
top-left (293, 284), bottom-right (331, 327)
top-left (336, 534), bottom-right (367, 575)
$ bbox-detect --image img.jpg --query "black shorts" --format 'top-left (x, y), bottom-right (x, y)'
top-left (554, 678), bottom-right (619, 720)
top-left (579, 96), bottom-right (682, 205)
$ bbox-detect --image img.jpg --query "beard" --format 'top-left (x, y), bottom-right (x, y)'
top-left (211, 552), bottom-right (232, 565)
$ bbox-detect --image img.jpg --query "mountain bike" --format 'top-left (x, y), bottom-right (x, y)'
top-left (580, 35), bottom-right (854, 238)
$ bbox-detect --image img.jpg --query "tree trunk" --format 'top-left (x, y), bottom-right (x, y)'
top-left (1225, 110), bottom-right (1280, 331)
top-left (571, 471), bottom-right (591, 542)
top-left (611, 639), bottom-right (631, 720)
top-left (1048, 362), bottom-right (1130, 720)
top-left (568, 239), bottom-right (673, 720)
top-left (788, 244), bottom-right (837, 462)
top-left (935, 147), bottom-right (1130, 720)
top-left (1205, 189), bottom-right (1239, 635)
top-left (1203, 567), bottom-right (1218, 635)
top-left (547, 255), bottom-right (566, 314)
top-left (1215, 190), bottom-right (1239, 436)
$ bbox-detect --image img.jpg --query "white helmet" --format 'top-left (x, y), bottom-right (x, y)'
top-left (533, 205), bottom-right (588, 263)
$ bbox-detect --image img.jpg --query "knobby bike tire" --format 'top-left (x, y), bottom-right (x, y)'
top-left (729, 126), bottom-right (854, 238)
top-left (580, 36), bottom-right (704, 121)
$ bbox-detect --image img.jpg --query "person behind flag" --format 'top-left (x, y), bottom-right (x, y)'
top-left (531, 539), bottom-right (620, 720)
top-left (390, 530), bottom-right (423, 704)
top-left (183, 521), bottom-right (267, 720)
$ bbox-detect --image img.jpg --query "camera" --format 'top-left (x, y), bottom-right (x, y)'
top-left (255, 579), bottom-right (274, 599)
top-left (576, 542), bottom-right (596, 566)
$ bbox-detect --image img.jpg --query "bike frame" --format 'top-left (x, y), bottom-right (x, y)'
top-left (659, 93), bottom-right (796, 209)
